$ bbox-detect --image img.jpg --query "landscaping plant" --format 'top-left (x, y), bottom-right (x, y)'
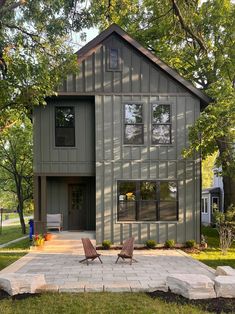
top-left (102, 240), bottom-right (112, 250)
top-left (185, 240), bottom-right (196, 249)
top-left (213, 205), bottom-right (235, 255)
top-left (165, 239), bottom-right (175, 249)
top-left (145, 239), bottom-right (156, 249)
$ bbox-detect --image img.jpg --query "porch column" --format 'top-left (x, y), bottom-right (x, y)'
top-left (33, 175), bottom-right (42, 234)
top-left (40, 176), bottom-right (47, 233)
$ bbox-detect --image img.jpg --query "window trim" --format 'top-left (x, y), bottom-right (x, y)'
top-left (151, 103), bottom-right (172, 145)
top-left (117, 179), bottom-right (179, 223)
top-left (123, 103), bottom-right (144, 145)
top-left (55, 106), bottom-right (75, 148)
top-left (202, 197), bottom-right (208, 214)
top-left (106, 47), bottom-right (122, 71)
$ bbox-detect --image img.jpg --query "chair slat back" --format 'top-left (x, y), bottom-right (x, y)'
top-left (82, 238), bottom-right (98, 258)
top-left (120, 237), bottom-right (134, 257)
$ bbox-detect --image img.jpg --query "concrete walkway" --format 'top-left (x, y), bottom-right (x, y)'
top-left (0, 248), bottom-right (215, 292)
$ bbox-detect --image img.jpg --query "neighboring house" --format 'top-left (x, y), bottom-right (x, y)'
top-left (202, 167), bottom-right (224, 225)
top-left (33, 24), bottom-right (210, 244)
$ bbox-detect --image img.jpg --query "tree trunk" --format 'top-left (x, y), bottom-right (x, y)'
top-left (222, 175), bottom-right (235, 211)
top-left (217, 136), bottom-right (235, 211)
top-left (17, 203), bottom-right (26, 234)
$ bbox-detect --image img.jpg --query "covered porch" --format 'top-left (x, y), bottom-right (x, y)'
top-left (34, 176), bottom-right (96, 234)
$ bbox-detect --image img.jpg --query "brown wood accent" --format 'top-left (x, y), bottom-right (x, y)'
top-left (40, 176), bottom-right (47, 233)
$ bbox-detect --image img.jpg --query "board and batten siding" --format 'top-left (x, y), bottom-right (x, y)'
top-left (33, 99), bottom-right (95, 175)
top-left (95, 94), bottom-right (201, 244)
top-left (33, 31), bottom-right (202, 243)
top-left (58, 33), bottom-right (187, 95)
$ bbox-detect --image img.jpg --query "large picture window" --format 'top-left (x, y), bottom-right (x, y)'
top-left (55, 106), bottom-right (75, 147)
top-left (152, 104), bottom-right (171, 144)
top-left (117, 180), bottom-right (178, 222)
top-left (124, 104), bottom-right (144, 145)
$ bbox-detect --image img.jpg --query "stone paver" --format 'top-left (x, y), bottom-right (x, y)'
top-left (214, 276), bottom-right (235, 298)
top-left (0, 249), bottom-right (215, 294)
top-left (215, 266), bottom-right (235, 276)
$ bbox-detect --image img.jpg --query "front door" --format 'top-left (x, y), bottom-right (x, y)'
top-left (68, 184), bottom-right (87, 230)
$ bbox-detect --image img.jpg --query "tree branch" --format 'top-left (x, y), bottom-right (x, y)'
top-left (0, 0), bottom-right (26, 15)
top-left (171, 0), bottom-right (207, 52)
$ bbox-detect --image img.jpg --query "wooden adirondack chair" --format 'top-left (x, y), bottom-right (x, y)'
top-left (79, 238), bottom-right (102, 265)
top-left (115, 237), bottom-right (137, 265)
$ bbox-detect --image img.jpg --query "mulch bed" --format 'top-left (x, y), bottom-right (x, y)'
top-left (0, 289), bottom-right (39, 301)
top-left (148, 290), bottom-right (235, 314)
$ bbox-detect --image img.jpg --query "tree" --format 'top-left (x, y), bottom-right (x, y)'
top-left (0, 114), bottom-right (33, 234)
top-left (0, 0), bottom-right (78, 128)
top-left (82, 0), bottom-right (235, 210)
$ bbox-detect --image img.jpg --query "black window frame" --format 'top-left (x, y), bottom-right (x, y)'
top-left (55, 106), bottom-right (75, 147)
top-left (117, 180), bottom-right (178, 222)
top-left (107, 47), bottom-right (121, 71)
top-left (123, 103), bottom-right (144, 145)
top-left (151, 104), bottom-right (172, 145)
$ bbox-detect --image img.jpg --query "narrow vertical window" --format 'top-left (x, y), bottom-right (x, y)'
top-left (124, 104), bottom-right (144, 145)
top-left (109, 48), bottom-right (119, 70)
top-left (152, 104), bottom-right (171, 144)
top-left (55, 106), bottom-right (75, 147)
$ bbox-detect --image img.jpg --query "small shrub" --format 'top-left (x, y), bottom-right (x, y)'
top-left (102, 240), bottom-right (112, 250)
top-left (145, 239), bottom-right (156, 249)
top-left (164, 239), bottom-right (175, 248)
top-left (185, 240), bottom-right (196, 248)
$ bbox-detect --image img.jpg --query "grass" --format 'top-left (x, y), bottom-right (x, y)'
top-left (0, 224), bottom-right (28, 245)
top-left (190, 226), bottom-right (235, 269)
top-left (0, 292), bottom-right (210, 314)
top-left (0, 236), bottom-right (30, 271)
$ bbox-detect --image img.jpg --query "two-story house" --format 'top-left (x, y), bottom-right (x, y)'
top-left (33, 24), bottom-right (210, 244)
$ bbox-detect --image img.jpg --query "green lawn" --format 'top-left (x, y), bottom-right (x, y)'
top-left (0, 237), bottom-right (30, 271)
top-left (0, 292), bottom-right (210, 314)
top-left (191, 226), bottom-right (235, 269)
top-left (0, 224), bottom-right (28, 245)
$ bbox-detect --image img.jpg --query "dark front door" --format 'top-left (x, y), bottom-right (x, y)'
top-left (68, 184), bottom-right (87, 230)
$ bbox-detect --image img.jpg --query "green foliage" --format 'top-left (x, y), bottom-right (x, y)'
top-left (0, 0), bottom-right (77, 126)
top-left (164, 239), bottom-right (175, 248)
top-left (102, 240), bottom-right (112, 250)
top-left (145, 239), bottom-right (156, 249)
top-left (185, 240), bottom-right (196, 248)
top-left (202, 153), bottom-right (218, 189)
top-left (213, 205), bottom-right (235, 254)
top-left (0, 115), bottom-right (33, 233)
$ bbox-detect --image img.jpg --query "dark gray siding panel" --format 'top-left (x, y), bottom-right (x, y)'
top-left (95, 95), bottom-right (201, 244)
top-left (33, 99), bottom-right (95, 175)
top-left (60, 34), bottom-right (189, 95)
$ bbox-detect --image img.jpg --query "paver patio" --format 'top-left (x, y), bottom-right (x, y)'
top-left (0, 247), bottom-right (215, 292)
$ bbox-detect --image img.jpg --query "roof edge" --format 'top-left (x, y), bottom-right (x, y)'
top-left (76, 24), bottom-right (211, 104)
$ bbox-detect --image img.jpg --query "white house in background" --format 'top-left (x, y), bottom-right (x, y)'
top-left (201, 167), bottom-right (224, 225)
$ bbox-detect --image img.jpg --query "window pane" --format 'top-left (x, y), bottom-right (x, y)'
top-left (140, 181), bottom-right (157, 200)
top-left (55, 128), bottom-right (75, 147)
top-left (118, 201), bottom-right (136, 221)
top-left (139, 201), bottom-right (157, 221)
top-left (125, 104), bottom-right (143, 123)
top-left (204, 199), bottom-right (208, 213)
top-left (152, 104), bottom-right (170, 123)
top-left (160, 182), bottom-right (177, 201)
top-left (56, 107), bottom-right (74, 127)
top-left (159, 202), bottom-right (177, 221)
top-left (109, 48), bottom-right (119, 69)
top-left (118, 181), bottom-right (136, 201)
top-left (124, 125), bottom-right (143, 144)
top-left (152, 124), bottom-right (171, 144)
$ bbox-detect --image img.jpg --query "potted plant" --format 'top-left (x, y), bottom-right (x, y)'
top-left (32, 234), bottom-right (45, 248)
top-left (44, 233), bottom-right (52, 241)
top-left (200, 235), bottom-right (208, 249)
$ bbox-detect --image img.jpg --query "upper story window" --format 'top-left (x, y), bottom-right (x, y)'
top-left (117, 180), bottom-right (178, 222)
top-left (55, 106), bottom-right (75, 147)
top-left (124, 104), bottom-right (144, 145)
top-left (152, 104), bottom-right (171, 144)
top-left (107, 48), bottom-right (121, 71)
